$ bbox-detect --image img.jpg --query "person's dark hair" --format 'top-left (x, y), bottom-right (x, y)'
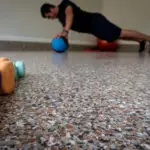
top-left (40, 3), bottom-right (55, 18)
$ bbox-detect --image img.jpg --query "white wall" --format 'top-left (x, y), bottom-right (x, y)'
top-left (101, 0), bottom-right (150, 35)
top-left (1, 0), bottom-right (149, 45)
top-left (0, 0), bottom-right (102, 45)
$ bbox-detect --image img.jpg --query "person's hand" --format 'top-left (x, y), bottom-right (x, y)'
top-left (55, 30), bottom-right (68, 39)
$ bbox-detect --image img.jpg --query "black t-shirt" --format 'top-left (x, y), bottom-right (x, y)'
top-left (57, 0), bottom-right (93, 33)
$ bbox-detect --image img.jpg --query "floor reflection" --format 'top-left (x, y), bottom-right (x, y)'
top-left (51, 50), bottom-right (68, 65)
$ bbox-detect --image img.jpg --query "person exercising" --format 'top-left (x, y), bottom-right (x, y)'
top-left (40, 0), bottom-right (150, 52)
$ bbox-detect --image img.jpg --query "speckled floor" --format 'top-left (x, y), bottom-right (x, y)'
top-left (0, 50), bottom-right (150, 150)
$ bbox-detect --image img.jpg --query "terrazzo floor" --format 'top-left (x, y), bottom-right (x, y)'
top-left (0, 50), bottom-right (150, 150)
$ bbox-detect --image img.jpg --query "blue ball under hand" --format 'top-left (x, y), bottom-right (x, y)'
top-left (51, 36), bottom-right (69, 53)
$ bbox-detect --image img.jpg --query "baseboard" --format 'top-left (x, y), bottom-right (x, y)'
top-left (0, 35), bottom-right (139, 52)
top-left (0, 35), bottom-right (139, 46)
top-left (119, 40), bottom-right (138, 45)
top-left (0, 35), bottom-right (96, 46)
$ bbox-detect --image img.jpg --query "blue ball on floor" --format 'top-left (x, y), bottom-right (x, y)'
top-left (51, 36), bottom-right (69, 53)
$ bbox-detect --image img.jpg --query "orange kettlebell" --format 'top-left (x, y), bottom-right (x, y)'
top-left (0, 57), bottom-right (15, 95)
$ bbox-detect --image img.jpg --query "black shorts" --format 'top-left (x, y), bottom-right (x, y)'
top-left (91, 13), bottom-right (122, 42)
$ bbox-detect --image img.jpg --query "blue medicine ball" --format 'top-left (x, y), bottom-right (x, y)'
top-left (51, 36), bottom-right (69, 53)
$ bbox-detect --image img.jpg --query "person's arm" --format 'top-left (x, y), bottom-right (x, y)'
top-left (56, 6), bottom-right (74, 38)
top-left (63, 5), bottom-right (74, 33)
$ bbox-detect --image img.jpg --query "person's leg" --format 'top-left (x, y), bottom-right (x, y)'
top-left (91, 13), bottom-right (150, 52)
top-left (120, 29), bottom-right (150, 42)
top-left (120, 29), bottom-right (150, 52)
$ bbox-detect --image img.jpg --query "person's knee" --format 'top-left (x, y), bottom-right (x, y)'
top-left (119, 29), bottom-right (126, 38)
